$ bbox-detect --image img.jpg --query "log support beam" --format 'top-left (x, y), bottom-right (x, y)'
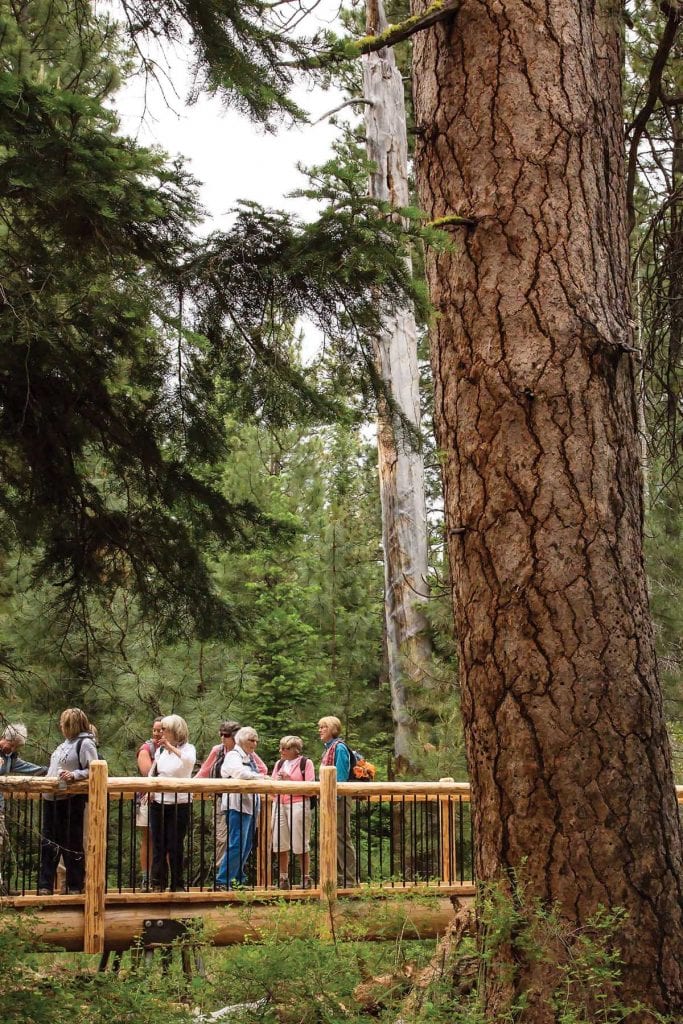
top-left (5, 895), bottom-right (469, 952)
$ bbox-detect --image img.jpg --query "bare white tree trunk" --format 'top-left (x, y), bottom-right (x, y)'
top-left (363, 0), bottom-right (433, 769)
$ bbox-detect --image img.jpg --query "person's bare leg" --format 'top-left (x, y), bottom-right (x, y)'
top-left (139, 827), bottom-right (152, 884)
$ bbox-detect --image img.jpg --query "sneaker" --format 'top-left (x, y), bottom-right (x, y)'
top-left (67, 888), bottom-right (83, 895)
top-left (37, 888), bottom-right (52, 896)
top-left (279, 876), bottom-right (291, 890)
top-left (302, 876), bottom-right (312, 890)
top-left (214, 884), bottom-right (227, 892)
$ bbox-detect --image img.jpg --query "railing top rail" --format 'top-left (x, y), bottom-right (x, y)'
top-left (1, 772), bottom-right (682, 800)
top-left (0, 777), bottom-right (89, 795)
top-left (108, 777), bottom-right (472, 796)
top-left (0, 773), bottom-right (471, 798)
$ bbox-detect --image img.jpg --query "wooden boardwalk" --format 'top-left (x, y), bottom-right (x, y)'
top-left (1, 764), bottom-right (476, 951)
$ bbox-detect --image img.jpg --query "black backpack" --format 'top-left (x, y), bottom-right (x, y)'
top-left (211, 748), bottom-right (226, 779)
top-left (75, 735), bottom-right (99, 770)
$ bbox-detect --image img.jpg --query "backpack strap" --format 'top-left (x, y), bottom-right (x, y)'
top-left (211, 748), bottom-right (225, 778)
top-left (275, 759), bottom-right (283, 774)
top-left (76, 735), bottom-right (99, 770)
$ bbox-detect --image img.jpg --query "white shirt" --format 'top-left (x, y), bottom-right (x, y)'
top-left (221, 744), bottom-right (261, 814)
top-left (150, 742), bottom-right (196, 804)
top-left (278, 757), bottom-right (298, 778)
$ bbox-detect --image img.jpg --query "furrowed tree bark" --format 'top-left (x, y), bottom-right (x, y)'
top-left (410, 0), bottom-right (683, 1018)
top-left (363, 0), bottom-right (433, 771)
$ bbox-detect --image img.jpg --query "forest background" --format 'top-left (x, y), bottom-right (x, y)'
top-left (0, 0), bottom-right (681, 785)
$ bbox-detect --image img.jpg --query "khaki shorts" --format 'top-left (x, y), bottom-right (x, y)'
top-left (271, 800), bottom-right (311, 854)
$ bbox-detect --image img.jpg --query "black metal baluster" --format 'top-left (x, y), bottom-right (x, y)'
top-left (213, 795), bottom-right (218, 891)
top-left (188, 795), bottom-right (194, 892)
top-left (289, 797), bottom-right (295, 887)
top-left (366, 795), bottom-right (372, 881)
top-left (20, 795), bottom-right (28, 895)
top-left (105, 794), bottom-right (111, 893)
top-left (412, 795), bottom-right (418, 883)
top-left (378, 797), bottom-right (384, 881)
top-left (29, 796), bottom-right (36, 893)
top-left (129, 796), bottom-right (136, 891)
top-left (238, 793), bottom-right (244, 889)
top-left (469, 800), bottom-right (474, 882)
top-left (276, 793), bottom-right (281, 888)
top-left (313, 797), bottom-right (318, 886)
top-left (199, 795), bottom-right (206, 891)
top-left (401, 794), bottom-right (405, 884)
top-left (116, 793), bottom-right (124, 892)
top-left (389, 796), bottom-right (395, 886)
top-left (354, 798), bottom-right (361, 885)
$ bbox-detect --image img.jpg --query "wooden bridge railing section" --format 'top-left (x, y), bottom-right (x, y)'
top-left (4, 768), bottom-right (679, 954)
top-left (0, 766), bottom-right (473, 919)
top-left (0, 765), bottom-right (474, 897)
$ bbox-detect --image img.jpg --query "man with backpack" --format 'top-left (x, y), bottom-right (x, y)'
top-left (318, 716), bottom-right (357, 887)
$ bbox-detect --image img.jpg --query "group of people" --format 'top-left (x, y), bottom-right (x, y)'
top-left (135, 714), bottom-right (355, 891)
top-left (0, 710), bottom-right (357, 895)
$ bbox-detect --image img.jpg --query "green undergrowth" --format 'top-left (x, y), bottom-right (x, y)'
top-left (2, 887), bottom-right (678, 1024)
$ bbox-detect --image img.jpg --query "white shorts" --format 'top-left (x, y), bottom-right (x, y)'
top-left (271, 800), bottom-right (311, 854)
top-left (135, 797), bottom-right (149, 827)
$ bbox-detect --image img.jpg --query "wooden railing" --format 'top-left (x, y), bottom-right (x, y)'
top-left (2, 766), bottom-right (681, 955)
top-left (1, 763), bottom-right (476, 950)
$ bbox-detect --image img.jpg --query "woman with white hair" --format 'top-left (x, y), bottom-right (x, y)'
top-left (217, 726), bottom-right (263, 889)
top-left (148, 714), bottom-right (196, 892)
top-left (0, 723), bottom-right (45, 780)
top-left (0, 723), bottom-right (46, 886)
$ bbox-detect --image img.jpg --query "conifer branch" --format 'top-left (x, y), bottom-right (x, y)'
top-left (625, 0), bottom-right (681, 234)
top-left (312, 98), bottom-right (373, 125)
top-left (288, 0), bottom-right (462, 69)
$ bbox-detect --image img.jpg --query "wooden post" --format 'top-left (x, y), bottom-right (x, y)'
top-left (319, 766), bottom-right (337, 902)
top-left (439, 778), bottom-right (455, 886)
top-left (84, 760), bottom-right (108, 954)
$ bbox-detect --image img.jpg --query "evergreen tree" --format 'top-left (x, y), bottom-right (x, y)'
top-left (411, 0), bottom-right (683, 1015)
top-left (0, 0), bottom-right (429, 660)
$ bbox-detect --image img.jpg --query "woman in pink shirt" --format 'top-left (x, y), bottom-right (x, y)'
top-left (271, 736), bottom-right (315, 890)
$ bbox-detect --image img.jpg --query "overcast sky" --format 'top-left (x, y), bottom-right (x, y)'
top-left (115, 31), bottom-right (346, 230)
top-left (111, 9), bottom-right (356, 366)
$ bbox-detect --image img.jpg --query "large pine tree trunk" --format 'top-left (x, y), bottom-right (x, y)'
top-left (410, 0), bottom-right (683, 1017)
top-left (363, 0), bottom-right (433, 770)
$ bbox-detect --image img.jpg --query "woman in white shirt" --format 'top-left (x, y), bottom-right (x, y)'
top-left (149, 714), bottom-right (196, 892)
top-left (218, 726), bottom-right (263, 889)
